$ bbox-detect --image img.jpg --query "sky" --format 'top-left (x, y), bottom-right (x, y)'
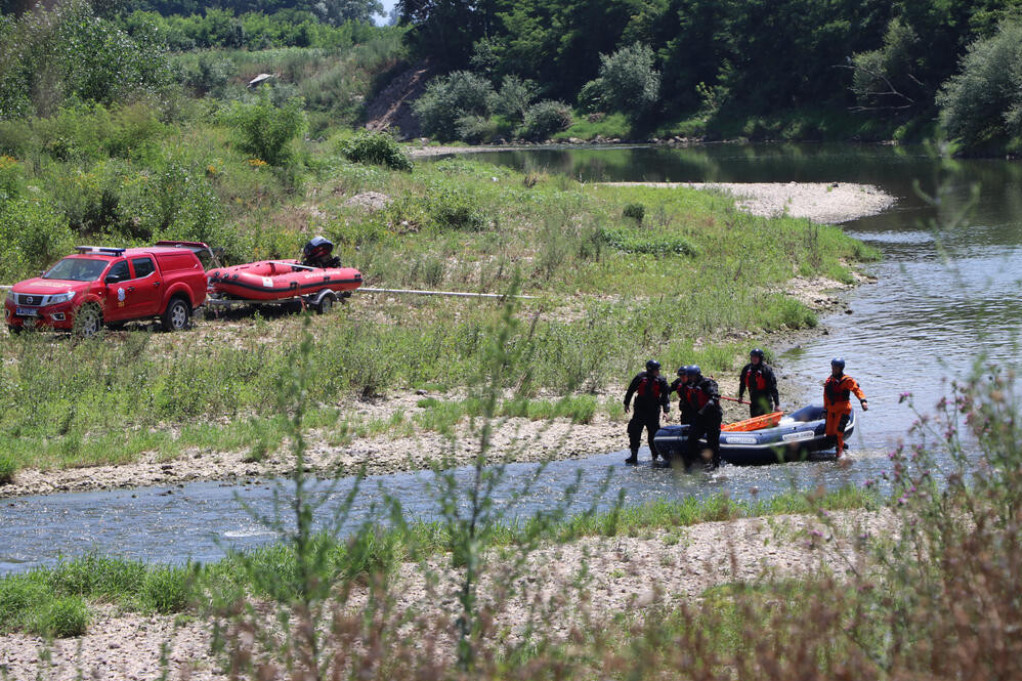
top-left (375, 0), bottom-right (398, 24)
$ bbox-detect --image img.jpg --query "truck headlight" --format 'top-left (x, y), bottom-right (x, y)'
top-left (48, 291), bottom-right (76, 305)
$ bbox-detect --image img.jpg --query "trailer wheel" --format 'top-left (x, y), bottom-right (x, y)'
top-left (161, 297), bottom-right (191, 332)
top-left (316, 292), bottom-right (336, 315)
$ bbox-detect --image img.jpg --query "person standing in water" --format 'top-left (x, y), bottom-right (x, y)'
top-left (823, 357), bottom-right (868, 458)
top-left (738, 348), bottom-right (780, 417)
top-left (623, 359), bottom-right (670, 464)
top-left (684, 365), bottom-right (723, 470)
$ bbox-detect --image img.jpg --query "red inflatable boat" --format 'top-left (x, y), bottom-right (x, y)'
top-left (207, 259), bottom-right (363, 300)
top-left (206, 237), bottom-right (362, 310)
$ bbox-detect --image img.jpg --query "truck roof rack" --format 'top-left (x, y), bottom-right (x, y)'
top-left (75, 246), bottom-right (126, 256)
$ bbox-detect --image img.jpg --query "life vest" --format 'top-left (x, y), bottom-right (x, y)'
top-left (686, 382), bottom-right (713, 410)
top-left (745, 366), bottom-right (768, 392)
top-left (637, 372), bottom-right (662, 398)
top-left (825, 375), bottom-right (852, 403)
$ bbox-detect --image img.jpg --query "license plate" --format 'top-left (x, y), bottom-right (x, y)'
top-left (16, 307), bottom-right (39, 317)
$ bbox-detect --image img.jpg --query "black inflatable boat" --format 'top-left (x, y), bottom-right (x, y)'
top-left (652, 404), bottom-right (856, 466)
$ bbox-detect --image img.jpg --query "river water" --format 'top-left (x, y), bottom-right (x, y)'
top-left (2, 144), bottom-right (1020, 575)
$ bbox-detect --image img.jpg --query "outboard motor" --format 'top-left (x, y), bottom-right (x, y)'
top-left (302, 236), bottom-right (340, 268)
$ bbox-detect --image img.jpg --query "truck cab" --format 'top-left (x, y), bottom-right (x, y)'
top-left (4, 243), bottom-right (211, 336)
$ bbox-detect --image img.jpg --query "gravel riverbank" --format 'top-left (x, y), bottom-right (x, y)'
top-left (0, 507), bottom-right (894, 680)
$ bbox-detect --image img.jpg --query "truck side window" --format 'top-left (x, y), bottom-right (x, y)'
top-left (131, 257), bottom-right (155, 278)
top-left (107, 260), bottom-right (130, 282)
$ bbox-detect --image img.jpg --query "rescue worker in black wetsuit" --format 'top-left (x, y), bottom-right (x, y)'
top-left (669, 365), bottom-right (697, 425)
top-left (738, 348), bottom-right (780, 418)
top-left (623, 359), bottom-right (670, 464)
top-left (684, 365), bottom-right (724, 470)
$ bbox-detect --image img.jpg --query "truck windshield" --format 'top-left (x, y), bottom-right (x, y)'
top-left (43, 258), bottom-right (109, 282)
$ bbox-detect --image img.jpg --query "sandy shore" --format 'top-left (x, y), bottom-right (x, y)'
top-left (0, 507), bottom-right (894, 680)
top-left (601, 181), bottom-right (896, 224)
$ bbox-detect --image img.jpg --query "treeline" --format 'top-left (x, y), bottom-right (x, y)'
top-left (119, 8), bottom-right (383, 50)
top-left (1, 0), bottom-right (384, 26)
top-left (398, 0), bottom-right (1022, 150)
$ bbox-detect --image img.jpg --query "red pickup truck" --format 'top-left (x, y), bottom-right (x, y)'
top-left (4, 241), bottom-right (213, 336)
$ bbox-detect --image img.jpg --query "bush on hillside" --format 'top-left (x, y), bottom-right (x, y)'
top-left (517, 100), bottom-right (573, 141)
top-left (492, 75), bottom-right (537, 124)
top-left (412, 71), bottom-right (494, 142)
top-left (225, 90), bottom-right (307, 167)
top-left (337, 130), bottom-right (412, 171)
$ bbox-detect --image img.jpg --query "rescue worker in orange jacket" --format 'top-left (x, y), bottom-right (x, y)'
top-left (623, 359), bottom-right (670, 464)
top-left (669, 365), bottom-right (697, 425)
top-left (823, 357), bottom-right (868, 458)
top-left (683, 365), bottom-right (723, 470)
top-left (738, 348), bottom-right (780, 418)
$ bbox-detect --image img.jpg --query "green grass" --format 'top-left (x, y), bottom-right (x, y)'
top-left (554, 111), bottom-right (633, 141)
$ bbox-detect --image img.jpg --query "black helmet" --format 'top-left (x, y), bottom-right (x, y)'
top-left (686, 364), bottom-right (701, 377)
top-left (677, 365), bottom-right (687, 377)
top-left (646, 359), bottom-right (661, 372)
top-left (831, 357), bottom-right (846, 371)
top-left (750, 348), bottom-right (765, 360)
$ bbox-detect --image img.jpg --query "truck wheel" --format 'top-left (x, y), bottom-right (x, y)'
top-left (161, 297), bottom-right (191, 332)
top-left (73, 303), bottom-right (103, 338)
top-left (7, 325), bottom-right (21, 335)
top-left (316, 292), bottom-right (336, 315)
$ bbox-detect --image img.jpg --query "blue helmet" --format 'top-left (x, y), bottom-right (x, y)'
top-left (831, 357), bottom-right (846, 371)
top-left (677, 365), bottom-right (688, 377)
top-left (686, 365), bottom-right (702, 377)
top-left (646, 359), bottom-right (661, 372)
top-left (750, 348), bottom-right (765, 360)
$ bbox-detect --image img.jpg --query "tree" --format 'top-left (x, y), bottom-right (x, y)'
top-left (938, 20), bottom-right (1022, 150)
top-left (587, 43), bottom-right (660, 116)
top-left (310, 0), bottom-right (383, 26)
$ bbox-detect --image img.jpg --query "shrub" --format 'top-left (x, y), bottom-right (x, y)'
top-left (32, 596), bottom-right (89, 638)
top-left (595, 43), bottom-right (661, 115)
top-left (623, 202), bottom-right (645, 224)
top-left (0, 155), bottom-right (23, 202)
top-left (576, 79), bottom-right (605, 113)
top-left (0, 451), bottom-right (15, 484)
top-left (142, 566), bottom-right (190, 614)
top-left (0, 198), bottom-right (75, 283)
top-left (413, 70), bottom-right (494, 142)
top-left (492, 75), bottom-right (537, 123)
top-left (938, 20), bottom-right (1022, 149)
top-left (455, 114), bottom-right (498, 144)
top-left (518, 100), bottom-right (573, 141)
top-left (337, 130), bottom-right (412, 171)
top-left (225, 90), bottom-right (307, 167)
top-left (598, 226), bottom-right (697, 256)
top-left (425, 187), bottom-right (485, 231)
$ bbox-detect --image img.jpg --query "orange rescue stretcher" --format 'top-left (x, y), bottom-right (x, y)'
top-left (721, 411), bottom-right (784, 432)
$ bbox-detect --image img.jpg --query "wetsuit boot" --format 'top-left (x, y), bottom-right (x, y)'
top-left (625, 449), bottom-right (638, 464)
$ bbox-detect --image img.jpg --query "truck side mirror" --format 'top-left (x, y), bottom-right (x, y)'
top-left (105, 274), bottom-right (122, 284)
